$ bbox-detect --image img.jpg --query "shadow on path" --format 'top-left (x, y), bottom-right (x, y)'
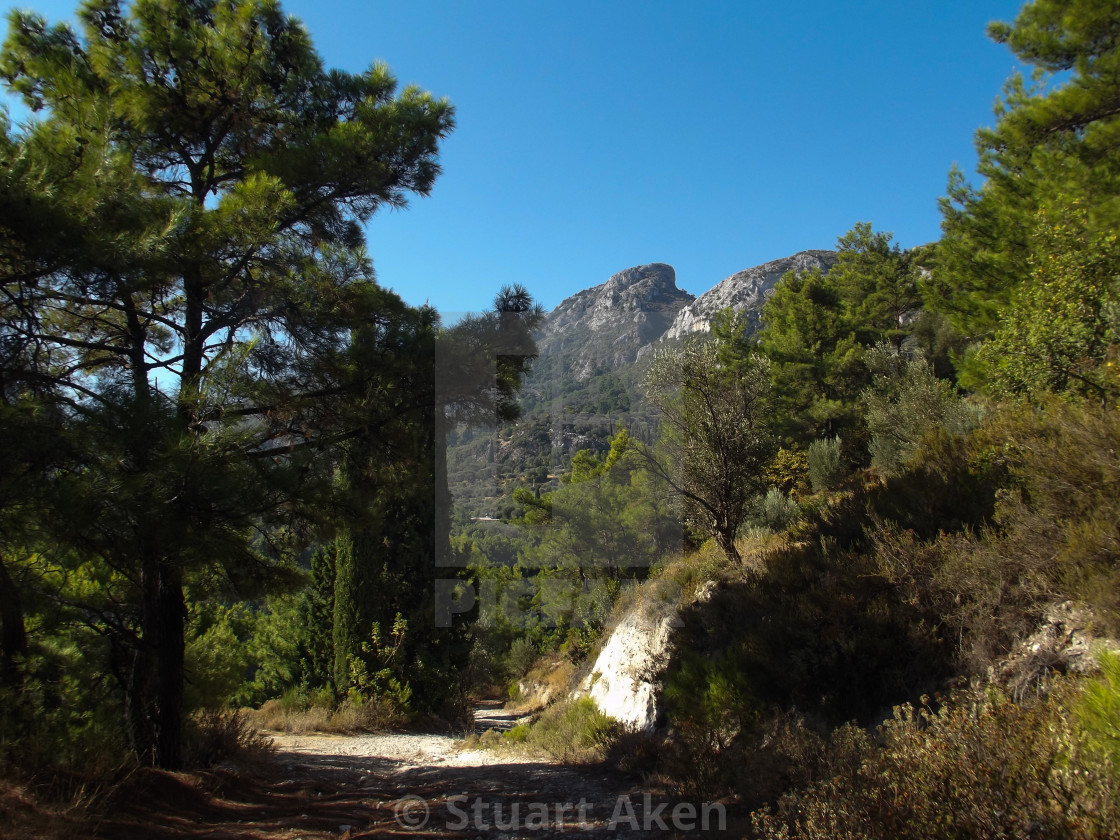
top-left (472, 699), bottom-right (526, 734)
top-left (93, 713), bottom-right (730, 838)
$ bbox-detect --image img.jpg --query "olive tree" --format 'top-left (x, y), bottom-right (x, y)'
top-left (641, 322), bottom-right (775, 564)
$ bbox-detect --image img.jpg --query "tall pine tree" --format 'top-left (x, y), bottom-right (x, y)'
top-left (0, 0), bottom-right (452, 767)
top-left (933, 0), bottom-right (1120, 352)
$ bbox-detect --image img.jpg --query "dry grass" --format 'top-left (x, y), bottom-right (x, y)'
top-left (644, 529), bottom-right (787, 604)
top-left (0, 778), bottom-right (97, 840)
top-left (246, 696), bottom-right (403, 735)
top-left (184, 709), bottom-right (275, 768)
top-left (0, 709), bottom-right (274, 840)
top-left (508, 654), bottom-right (576, 713)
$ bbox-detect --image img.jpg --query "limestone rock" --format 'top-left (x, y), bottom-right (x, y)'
top-left (578, 608), bottom-right (676, 732)
top-left (535, 263), bottom-right (694, 380)
top-left (992, 601), bottom-right (1120, 700)
top-left (663, 249), bottom-right (837, 341)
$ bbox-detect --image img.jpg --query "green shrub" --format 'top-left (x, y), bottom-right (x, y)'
top-left (751, 487), bottom-right (800, 532)
top-left (560, 624), bottom-right (600, 663)
top-left (765, 447), bottom-right (811, 497)
top-left (233, 594), bottom-right (307, 708)
top-left (464, 638), bottom-right (501, 694)
top-left (727, 711), bottom-right (872, 812)
top-left (525, 697), bottom-right (621, 763)
top-left (658, 642), bottom-right (766, 799)
top-left (184, 605), bottom-right (250, 711)
top-left (859, 398), bottom-right (1120, 673)
top-left (307, 684), bottom-right (336, 709)
top-left (0, 636), bottom-right (128, 793)
top-left (505, 637), bottom-right (538, 679)
top-left (1079, 650), bottom-right (1120, 779)
top-left (278, 684), bottom-right (309, 712)
top-left (752, 682), bottom-right (1119, 840)
top-left (807, 436), bottom-right (843, 492)
top-left (657, 538), bottom-right (729, 601)
top-left (863, 346), bottom-right (974, 475)
top-left (658, 716), bottom-right (739, 801)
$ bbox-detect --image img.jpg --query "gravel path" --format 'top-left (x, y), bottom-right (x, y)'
top-left (267, 729), bottom-right (539, 770)
top-left (92, 705), bottom-right (729, 838)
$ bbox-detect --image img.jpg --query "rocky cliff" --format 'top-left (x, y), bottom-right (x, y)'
top-left (534, 263), bottom-right (694, 380)
top-left (576, 581), bottom-right (717, 732)
top-left (579, 609), bottom-right (675, 732)
top-left (533, 252), bottom-right (838, 382)
top-left (663, 249), bottom-right (837, 341)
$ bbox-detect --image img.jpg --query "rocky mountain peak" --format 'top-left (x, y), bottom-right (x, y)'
top-left (536, 263), bottom-right (694, 378)
top-left (531, 250), bottom-right (837, 382)
top-left (663, 249), bottom-right (837, 341)
top-left (602, 262), bottom-right (679, 297)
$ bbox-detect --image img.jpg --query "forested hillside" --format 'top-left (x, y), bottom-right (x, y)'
top-left (3, 0), bottom-right (1120, 837)
top-left (438, 1), bottom-right (1120, 833)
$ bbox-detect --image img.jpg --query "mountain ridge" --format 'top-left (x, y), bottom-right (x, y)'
top-left (535, 262), bottom-right (695, 380)
top-left (533, 249), bottom-right (838, 376)
top-left (448, 249), bottom-right (839, 517)
top-left (663, 249), bottom-right (838, 341)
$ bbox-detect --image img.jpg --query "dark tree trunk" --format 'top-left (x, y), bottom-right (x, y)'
top-left (0, 556), bottom-right (29, 687)
top-left (155, 562), bottom-right (185, 770)
top-left (127, 558), bottom-right (186, 769)
top-left (715, 527), bottom-right (742, 565)
top-left (126, 558), bottom-right (160, 765)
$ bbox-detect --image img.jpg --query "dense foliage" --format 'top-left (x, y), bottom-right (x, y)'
top-left (0, 0), bottom-right (468, 773)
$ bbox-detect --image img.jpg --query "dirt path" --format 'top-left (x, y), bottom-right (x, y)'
top-left (91, 705), bottom-right (728, 839)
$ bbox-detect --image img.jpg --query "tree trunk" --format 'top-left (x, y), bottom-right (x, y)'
top-left (155, 562), bottom-right (185, 770)
top-left (126, 559), bottom-right (160, 765)
top-left (715, 527), bottom-right (742, 565)
top-left (0, 556), bottom-right (29, 688)
top-left (127, 559), bottom-right (186, 769)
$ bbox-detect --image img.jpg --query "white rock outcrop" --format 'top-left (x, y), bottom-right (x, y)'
top-left (578, 609), bottom-right (676, 732)
top-left (993, 601), bottom-right (1120, 700)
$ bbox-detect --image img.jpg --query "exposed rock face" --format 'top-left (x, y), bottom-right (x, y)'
top-left (992, 601), bottom-right (1120, 701)
top-left (663, 249), bottom-right (838, 341)
top-left (579, 609), bottom-right (675, 732)
top-left (576, 582), bottom-right (718, 732)
top-left (535, 263), bottom-right (694, 380)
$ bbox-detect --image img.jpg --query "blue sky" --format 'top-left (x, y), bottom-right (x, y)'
top-left (2, 0), bottom-right (1030, 314)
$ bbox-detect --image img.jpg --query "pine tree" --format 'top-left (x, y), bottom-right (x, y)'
top-left (756, 224), bottom-right (917, 446)
top-left (0, 0), bottom-right (452, 767)
top-left (933, 0), bottom-right (1120, 347)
